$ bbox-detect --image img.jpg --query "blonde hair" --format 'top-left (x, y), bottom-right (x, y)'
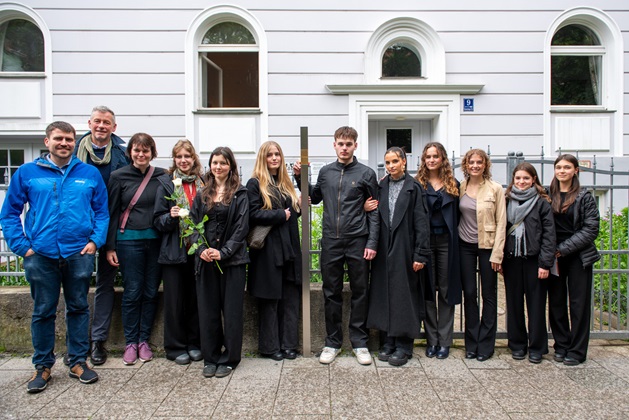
top-left (252, 141), bottom-right (300, 212)
top-left (415, 142), bottom-right (459, 196)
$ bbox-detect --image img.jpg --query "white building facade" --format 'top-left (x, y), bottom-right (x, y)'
top-left (0, 1), bottom-right (627, 179)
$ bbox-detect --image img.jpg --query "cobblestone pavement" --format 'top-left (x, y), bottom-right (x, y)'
top-left (2, 340), bottom-right (629, 419)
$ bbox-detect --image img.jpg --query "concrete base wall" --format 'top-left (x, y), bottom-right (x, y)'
top-left (0, 283), bottom-right (379, 355)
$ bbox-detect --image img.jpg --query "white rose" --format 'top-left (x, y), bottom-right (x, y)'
top-left (178, 208), bottom-right (190, 218)
top-left (172, 178), bottom-right (182, 187)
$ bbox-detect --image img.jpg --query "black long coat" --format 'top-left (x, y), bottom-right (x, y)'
top-left (246, 178), bottom-right (302, 300)
top-left (418, 181), bottom-right (462, 306)
top-left (366, 174), bottom-right (433, 338)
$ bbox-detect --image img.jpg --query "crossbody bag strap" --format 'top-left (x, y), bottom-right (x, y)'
top-left (119, 166), bottom-right (155, 233)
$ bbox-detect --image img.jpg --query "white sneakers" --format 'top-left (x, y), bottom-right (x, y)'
top-left (353, 347), bottom-right (373, 365)
top-left (319, 346), bottom-right (373, 365)
top-left (319, 347), bottom-right (341, 364)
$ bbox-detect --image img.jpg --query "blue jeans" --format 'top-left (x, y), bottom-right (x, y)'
top-left (24, 251), bottom-right (94, 368)
top-left (117, 239), bottom-right (161, 345)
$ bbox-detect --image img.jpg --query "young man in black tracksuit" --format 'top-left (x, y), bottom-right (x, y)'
top-left (294, 126), bottom-right (379, 365)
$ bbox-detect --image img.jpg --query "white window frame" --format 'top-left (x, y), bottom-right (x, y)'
top-left (364, 17), bottom-right (445, 84)
top-left (0, 3), bottom-right (52, 123)
top-left (185, 5), bottom-right (268, 148)
top-left (543, 7), bottom-right (624, 156)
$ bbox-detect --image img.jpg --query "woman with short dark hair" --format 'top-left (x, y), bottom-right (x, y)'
top-left (106, 133), bottom-right (165, 365)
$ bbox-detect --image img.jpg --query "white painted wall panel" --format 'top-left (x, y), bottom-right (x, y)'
top-left (440, 32), bottom-right (545, 53)
top-left (269, 115), bottom-right (349, 137)
top-left (459, 135), bottom-right (545, 159)
top-left (447, 73), bottom-right (543, 94)
top-left (267, 32), bottom-right (371, 53)
top-left (52, 31), bottom-right (186, 52)
top-left (272, 135), bottom-right (339, 160)
top-left (268, 95), bottom-right (349, 116)
top-left (53, 95), bottom-right (184, 117)
top-left (460, 115), bottom-right (543, 136)
top-left (52, 74), bottom-right (184, 94)
top-left (447, 52), bottom-right (543, 73)
top-left (52, 52), bottom-right (184, 73)
top-left (461, 95), bottom-right (543, 115)
top-left (268, 74), bottom-right (362, 94)
top-left (37, 9), bottom-right (197, 31)
top-left (268, 53), bottom-right (363, 74)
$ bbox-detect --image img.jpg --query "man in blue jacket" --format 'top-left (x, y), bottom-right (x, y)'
top-left (74, 106), bottom-right (129, 365)
top-left (0, 121), bottom-right (109, 393)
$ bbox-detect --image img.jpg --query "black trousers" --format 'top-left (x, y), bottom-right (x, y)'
top-left (196, 263), bottom-right (246, 368)
top-left (162, 257), bottom-right (201, 360)
top-left (502, 256), bottom-right (548, 355)
top-left (90, 247), bottom-right (119, 342)
top-left (424, 233), bottom-right (455, 347)
top-left (459, 240), bottom-right (497, 356)
top-left (320, 235), bottom-right (369, 349)
top-left (380, 331), bottom-right (413, 356)
top-left (548, 253), bottom-right (592, 362)
top-left (258, 265), bottom-right (301, 354)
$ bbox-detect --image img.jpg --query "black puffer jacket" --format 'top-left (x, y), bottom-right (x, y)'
top-left (296, 157), bottom-right (379, 250)
top-left (504, 197), bottom-right (556, 270)
top-left (556, 189), bottom-right (601, 268)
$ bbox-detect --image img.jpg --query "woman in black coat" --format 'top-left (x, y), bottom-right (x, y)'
top-left (190, 147), bottom-right (249, 379)
top-left (366, 147), bottom-right (432, 366)
top-left (246, 141), bottom-right (302, 361)
top-left (502, 163), bottom-right (555, 364)
top-left (548, 154), bottom-right (600, 366)
top-left (414, 142), bottom-right (461, 360)
top-left (153, 140), bottom-right (204, 365)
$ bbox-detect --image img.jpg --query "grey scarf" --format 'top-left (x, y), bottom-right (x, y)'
top-left (76, 134), bottom-right (112, 165)
top-left (507, 186), bottom-right (539, 257)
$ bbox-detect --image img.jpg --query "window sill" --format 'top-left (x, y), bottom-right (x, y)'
top-left (550, 106), bottom-right (614, 113)
top-left (0, 72), bottom-right (46, 79)
top-left (194, 108), bottom-right (261, 115)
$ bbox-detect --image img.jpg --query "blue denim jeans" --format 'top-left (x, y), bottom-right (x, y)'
top-left (24, 251), bottom-right (94, 368)
top-left (116, 239), bottom-right (161, 345)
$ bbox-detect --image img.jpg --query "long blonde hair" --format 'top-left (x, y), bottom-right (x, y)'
top-left (252, 141), bottom-right (300, 212)
top-left (415, 142), bottom-right (459, 196)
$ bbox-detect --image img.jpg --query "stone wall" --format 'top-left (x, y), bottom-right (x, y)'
top-left (0, 283), bottom-right (379, 355)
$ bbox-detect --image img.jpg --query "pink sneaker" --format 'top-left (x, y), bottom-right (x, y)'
top-left (138, 342), bottom-right (153, 362)
top-left (123, 343), bottom-right (138, 365)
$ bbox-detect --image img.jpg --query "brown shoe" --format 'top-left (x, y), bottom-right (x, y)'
top-left (27, 365), bottom-right (51, 393)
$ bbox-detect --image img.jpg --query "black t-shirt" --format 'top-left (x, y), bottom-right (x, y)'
top-left (554, 192), bottom-right (575, 244)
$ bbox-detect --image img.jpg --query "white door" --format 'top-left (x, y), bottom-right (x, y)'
top-left (368, 119), bottom-right (432, 173)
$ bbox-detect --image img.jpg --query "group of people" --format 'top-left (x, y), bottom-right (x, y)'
top-left (363, 142), bottom-right (600, 367)
top-left (0, 113), bottom-right (600, 394)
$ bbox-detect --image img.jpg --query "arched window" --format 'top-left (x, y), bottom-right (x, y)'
top-left (198, 21), bottom-right (259, 108)
top-left (551, 24), bottom-right (603, 106)
top-left (0, 18), bottom-right (43, 72)
top-left (382, 43), bottom-right (421, 78)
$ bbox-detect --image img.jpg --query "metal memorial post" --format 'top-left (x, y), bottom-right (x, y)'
top-left (300, 126), bottom-right (311, 356)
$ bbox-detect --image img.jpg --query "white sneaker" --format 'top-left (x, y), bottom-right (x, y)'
top-left (353, 347), bottom-right (373, 365)
top-left (319, 347), bottom-right (341, 364)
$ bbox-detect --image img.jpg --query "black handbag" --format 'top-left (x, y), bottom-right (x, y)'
top-left (247, 225), bottom-right (272, 249)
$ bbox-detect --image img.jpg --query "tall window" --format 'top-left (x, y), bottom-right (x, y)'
top-left (199, 22), bottom-right (259, 108)
top-left (382, 43), bottom-right (421, 78)
top-left (551, 24), bottom-right (603, 106)
top-left (0, 19), bottom-right (43, 72)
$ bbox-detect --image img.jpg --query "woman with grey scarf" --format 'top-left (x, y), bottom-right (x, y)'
top-left (502, 163), bottom-right (556, 364)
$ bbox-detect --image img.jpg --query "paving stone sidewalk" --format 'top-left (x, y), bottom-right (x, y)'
top-left (2, 340), bottom-right (629, 419)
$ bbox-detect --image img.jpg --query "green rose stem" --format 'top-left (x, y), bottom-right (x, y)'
top-left (182, 215), bottom-right (223, 274)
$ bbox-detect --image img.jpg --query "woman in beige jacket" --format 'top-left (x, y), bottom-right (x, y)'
top-left (458, 149), bottom-right (506, 361)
